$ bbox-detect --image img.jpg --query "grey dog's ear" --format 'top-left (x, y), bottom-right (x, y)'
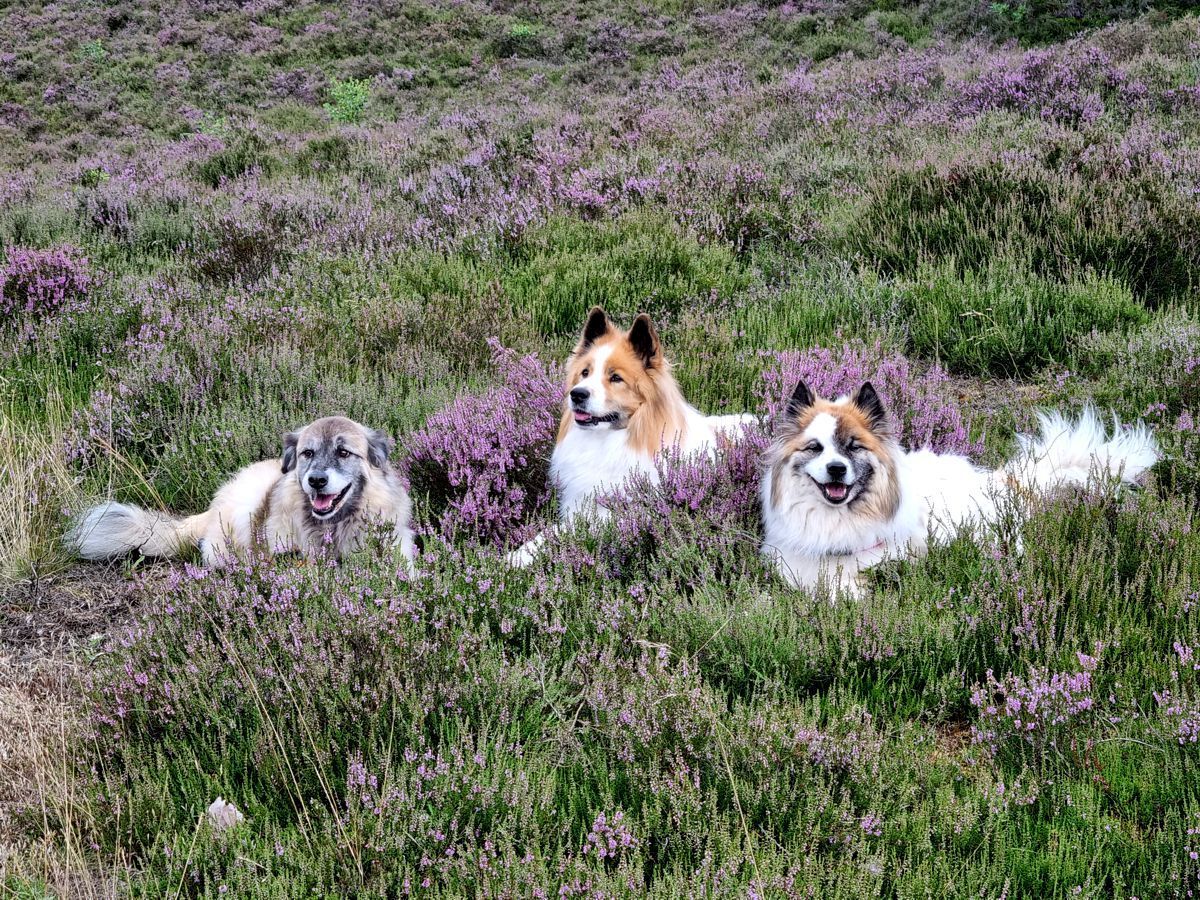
top-left (281, 430), bottom-right (301, 474)
top-left (367, 429), bottom-right (394, 469)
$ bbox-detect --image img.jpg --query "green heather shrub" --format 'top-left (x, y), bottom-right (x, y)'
top-left (847, 163), bottom-right (1200, 304)
top-left (1058, 310), bottom-right (1200, 491)
top-left (898, 263), bottom-right (1147, 377)
top-left (191, 133), bottom-right (280, 188)
top-left (324, 77), bottom-right (371, 124)
top-left (492, 21), bottom-right (545, 58)
top-left (499, 214), bottom-right (751, 341)
top-left (980, 0), bottom-right (1185, 44)
top-left (296, 134), bottom-right (356, 176)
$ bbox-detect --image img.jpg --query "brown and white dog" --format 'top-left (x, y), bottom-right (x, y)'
top-left (761, 380), bottom-right (1158, 597)
top-left (508, 306), bottom-right (753, 566)
top-left (69, 416), bottom-right (415, 568)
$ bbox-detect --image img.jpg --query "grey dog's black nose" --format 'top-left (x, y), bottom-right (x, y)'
top-left (826, 461), bottom-right (847, 480)
top-left (308, 473), bottom-right (328, 490)
top-left (570, 387), bottom-right (589, 405)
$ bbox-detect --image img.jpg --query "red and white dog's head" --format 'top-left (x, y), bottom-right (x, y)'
top-left (557, 307), bottom-right (685, 452)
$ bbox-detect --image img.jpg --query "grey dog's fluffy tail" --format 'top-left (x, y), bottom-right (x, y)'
top-left (67, 502), bottom-right (207, 561)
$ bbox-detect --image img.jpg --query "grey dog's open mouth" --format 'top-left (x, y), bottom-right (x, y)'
top-left (310, 484), bottom-right (351, 517)
top-left (814, 478), bottom-right (851, 505)
top-left (573, 409), bottom-right (620, 427)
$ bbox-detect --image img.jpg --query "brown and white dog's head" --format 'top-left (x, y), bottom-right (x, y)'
top-left (558, 307), bottom-right (686, 451)
top-left (767, 380), bottom-right (900, 519)
top-left (281, 416), bottom-right (393, 524)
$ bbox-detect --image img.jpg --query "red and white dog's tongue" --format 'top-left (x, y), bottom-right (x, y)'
top-left (312, 493), bottom-right (335, 512)
top-left (824, 483), bottom-right (848, 500)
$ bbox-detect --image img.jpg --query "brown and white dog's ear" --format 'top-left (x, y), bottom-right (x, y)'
top-left (627, 313), bottom-right (661, 368)
top-left (784, 379), bottom-right (815, 420)
top-left (852, 381), bottom-right (889, 433)
top-left (579, 306), bottom-right (611, 350)
top-left (367, 428), bottom-right (394, 469)
top-left (281, 430), bottom-right (301, 473)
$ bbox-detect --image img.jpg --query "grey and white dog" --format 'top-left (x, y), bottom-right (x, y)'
top-left (68, 416), bottom-right (415, 568)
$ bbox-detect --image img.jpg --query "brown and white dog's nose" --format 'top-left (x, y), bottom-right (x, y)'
top-left (570, 387), bottom-right (590, 405)
top-left (307, 473), bottom-right (328, 490)
top-left (826, 461), bottom-right (847, 481)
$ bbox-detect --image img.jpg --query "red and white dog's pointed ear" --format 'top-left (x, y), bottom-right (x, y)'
top-left (627, 314), bottom-right (661, 367)
top-left (579, 306), bottom-right (612, 350)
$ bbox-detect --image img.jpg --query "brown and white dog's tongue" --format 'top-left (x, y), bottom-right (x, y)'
top-left (824, 483), bottom-right (848, 501)
top-left (312, 493), bottom-right (336, 512)
top-left (573, 410), bottom-right (593, 423)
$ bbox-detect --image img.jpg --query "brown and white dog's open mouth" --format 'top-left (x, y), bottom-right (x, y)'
top-left (813, 478), bottom-right (851, 505)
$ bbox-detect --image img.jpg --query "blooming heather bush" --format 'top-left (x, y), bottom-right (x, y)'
top-left (406, 339), bottom-right (561, 546)
top-left (1, 244), bottom-right (94, 319)
top-left (970, 659), bottom-right (1097, 759)
top-left (1153, 641), bottom-right (1200, 746)
top-left (597, 427), bottom-right (768, 578)
top-left (759, 340), bottom-right (981, 456)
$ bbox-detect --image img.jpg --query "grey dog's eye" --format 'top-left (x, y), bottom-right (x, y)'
top-left (337, 448), bottom-right (351, 459)
top-left (301, 449), bottom-right (314, 459)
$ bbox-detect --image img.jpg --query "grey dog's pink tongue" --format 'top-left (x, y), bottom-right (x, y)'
top-left (312, 493), bottom-right (335, 512)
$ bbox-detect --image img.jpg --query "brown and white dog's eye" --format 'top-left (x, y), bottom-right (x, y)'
top-left (581, 367), bottom-right (590, 378)
top-left (847, 440), bottom-right (862, 451)
top-left (805, 441), bottom-right (822, 453)
top-left (337, 448), bottom-right (351, 459)
top-left (609, 372), bottom-right (623, 383)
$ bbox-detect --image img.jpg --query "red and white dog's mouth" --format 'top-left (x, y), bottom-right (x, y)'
top-left (573, 410), bottom-right (620, 427)
top-left (815, 479), bottom-right (850, 505)
top-left (310, 484), bottom-right (352, 517)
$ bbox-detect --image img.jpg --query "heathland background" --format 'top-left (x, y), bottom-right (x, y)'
top-left (2, 0), bottom-right (1200, 896)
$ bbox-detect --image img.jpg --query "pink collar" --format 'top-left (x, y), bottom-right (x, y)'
top-left (839, 539), bottom-right (887, 557)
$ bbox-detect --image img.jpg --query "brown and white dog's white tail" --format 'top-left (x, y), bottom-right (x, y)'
top-left (67, 502), bottom-right (209, 561)
top-left (1004, 408), bottom-right (1159, 495)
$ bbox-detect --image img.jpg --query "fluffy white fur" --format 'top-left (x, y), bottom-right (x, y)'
top-left (762, 403), bottom-right (1159, 598)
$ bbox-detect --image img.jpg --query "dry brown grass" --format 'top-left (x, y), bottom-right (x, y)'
top-left (0, 396), bottom-right (87, 585)
top-left (0, 568), bottom-right (149, 898)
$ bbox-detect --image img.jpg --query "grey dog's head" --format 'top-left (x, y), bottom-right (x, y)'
top-left (281, 416), bottom-right (394, 525)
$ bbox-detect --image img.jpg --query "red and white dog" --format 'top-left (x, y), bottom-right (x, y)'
top-left (508, 307), bottom-right (752, 566)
